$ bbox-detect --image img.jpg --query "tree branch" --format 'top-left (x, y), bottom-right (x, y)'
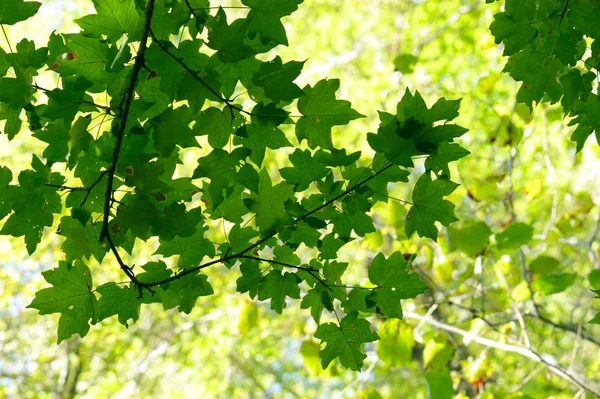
top-left (32, 84), bottom-right (114, 115)
top-left (139, 162), bottom-right (394, 287)
top-left (45, 170), bottom-right (108, 207)
top-left (404, 310), bottom-right (600, 397)
top-left (96, 0), bottom-right (156, 294)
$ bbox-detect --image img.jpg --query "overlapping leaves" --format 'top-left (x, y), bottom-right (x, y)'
top-left (0, 0), bottom-right (471, 370)
top-left (489, 0), bottom-right (600, 150)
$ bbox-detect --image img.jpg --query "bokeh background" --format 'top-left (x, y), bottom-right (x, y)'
top-left (1, 0), bottom-right (599, 398)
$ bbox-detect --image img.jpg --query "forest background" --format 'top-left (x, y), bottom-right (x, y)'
top-left (1, 0), bottom-right (600, 398)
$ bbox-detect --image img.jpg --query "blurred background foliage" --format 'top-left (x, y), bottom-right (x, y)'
top-left (1, 0), bottom-right (599, 398)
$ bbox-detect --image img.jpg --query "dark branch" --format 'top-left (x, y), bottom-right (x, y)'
top-left (96, 0), bottom-right (156, 294)
top-left (237, 255), bottom-right (319, 272)
top-left (184, 0), bottom-right (202, 21)
top-left (32, 84), bottom-right (114, 115)
top-left (99, 0), bottom-right (155, 243)
top-left (238, 162), bottom-right (394, 258)
top-left (45, 170), bottom-right (108, 207)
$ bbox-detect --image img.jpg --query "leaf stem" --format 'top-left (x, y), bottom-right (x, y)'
top-left (1, 24), bottom-right (13, 53)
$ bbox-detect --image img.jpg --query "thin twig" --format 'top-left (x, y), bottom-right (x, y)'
top-left (404, 310), bottom-right (600, 397)
top-left (32, 84), bottom-right (114, 115)
top-left (1, 24), bottom-right (13, 53)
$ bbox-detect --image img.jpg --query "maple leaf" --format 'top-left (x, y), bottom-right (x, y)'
top-left (280, 149), bottom-right (330, 192)
top-left (257, 270), bottom-right (301, 314)
top-left (0, 0), bottom-right (41, 25)
top-left (405, 173), bottom-right (459, 241)
top-left (367, 252), bottom-right (427, 318)
top-left (489, 0), bottom-right (538, 56)
top-left (425, 142), bottom-right (470, 177)
top-left (296, 79), bottom-right (364, 149)
top-left (314, 311), bottom-right (379, 371)
top-left (245, 169), bottom-right (294, 235)
top-left (242, 0), bottom-right (303, 45)
top-left (75, 0), bottom-right (142, 41)
top-left (252, 56), bottom-right (304, 103)
top-left (58, 34), bottom-right (111, 85)
top-left (96, 282), bottom-right (141, 326)
top-left (162, 273), bottom-right (214, 314)
top-left (27, 261), bottom-right (98, 343)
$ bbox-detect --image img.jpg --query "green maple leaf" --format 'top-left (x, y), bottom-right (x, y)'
top-left (405, 173), bottom-right (459, 241)
top-left (314, 311), bottom-right (379, 371)
top-left (342, 288), bottom-right (375, 314)
top-left (154, 227), bottom-right (216, 269)
top-left (314, 148), bottom-right (361, 167)
top-left (559, 70), bottom-right (595, 115)
top-left (58, 34), bottom-right (111, 86)
top-left (136, 261), bottom-right (172, 286)
top-left (96, 282), bottom-right (141, 326)
top-left (396, 90), bottom-right (462, 125)
top-left (152, 105), bottom-right (199, 157)
top-left (296, 79), bottom-right (364, 149)
top-left (41, 76), bottom-right (92, 123)
top-left (75, 0), bottom-right (142, 41)
top-left (193, 106), bottom-right (234, 149)
top-left (329, 209), bottom-right (375, 240)
top-left (193, 148), bottom-right (250, 208)
top-left (569, 93), bottom-right (600, 151)
top-left (7, 39), bottom-right (47, 70)
top-left (1, 156), bottom-right (63, 253)
top-left (236, 259), bottom-right (262, 298)
top-left (151, 203), bottom-right (202, 241)
top-left (242, 0), bottom-right (303, 45)
top-left (489, 0), bottom-right (538, 56)
top-left (206, 8), bottom-right (254, 62)
top-left (252, 56), bottom-right (304, 103)
top-left (135, 73), bottom-right (170, 119)
top-left (367, 252), bottom-right (427, 318)
top-left (300, 285), bottom-right (333, 323)
top-left (288, 221), bottom-right (321, 248)
top-left (504, 49), bottom-right (564, 109)
top-left (162, 273), bottom-right (214, 314)
top-left (116, 195), bottom-right (159, 240)
top-left (145, 43), bottom-right (185, 100)
top-left (368, 91), bottom-right (466, 168)
top-left (0, 0), bottom-right (41, 25)
top-left (58, 216), bottom-right (108, 263)
top-left (280, 149), bottom-right (330, 192)
top-left (68, 115), bottom-right (92, 169)
top-left (27, 261), bottom-right (97, 343)
top-left (424, 142), bottom-right (470, 177)
top-left (206, 184), bottom-right (249, 223)
top-left (247, 169), bottom-right (294, 235)
top-left (234, 102), bottom-right (291, 166)
top-left (257, 270), bottom-right (301, 314)
top-left (33, 121), bottom-right (70, 163)
top-left (0, 76), bottom-right (33, 110)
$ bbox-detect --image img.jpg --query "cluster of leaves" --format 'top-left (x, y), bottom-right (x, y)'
top-left (0, 0), bottom-right (470, 370)
top-left (489, 0), bottom-right (600, 150)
